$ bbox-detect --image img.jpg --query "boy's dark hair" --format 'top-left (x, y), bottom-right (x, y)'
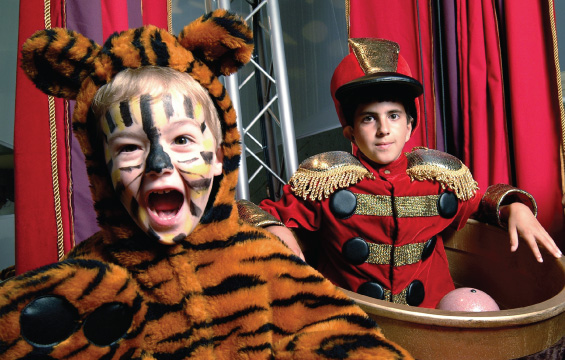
top-left (341, 88), bottom-right (416, 128)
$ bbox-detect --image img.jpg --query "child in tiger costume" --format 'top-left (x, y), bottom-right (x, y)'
top-left (0, 10), bottom-right (413, 360)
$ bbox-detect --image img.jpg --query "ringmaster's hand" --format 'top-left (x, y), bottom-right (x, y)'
top-left (500, 202), bottom-right (563, 262)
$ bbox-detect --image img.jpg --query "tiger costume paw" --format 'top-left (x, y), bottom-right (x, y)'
top-left (0, 259), bottom-right (146, 359)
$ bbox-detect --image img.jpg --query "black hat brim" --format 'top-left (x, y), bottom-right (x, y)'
top-left (335, 73), bottom-right (423, 104)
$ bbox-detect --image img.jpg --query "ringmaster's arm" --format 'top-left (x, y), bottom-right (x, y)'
top-left (236, 199), bottom-right (305, 260)
top-left (479, 184), bottom-right (562, 262)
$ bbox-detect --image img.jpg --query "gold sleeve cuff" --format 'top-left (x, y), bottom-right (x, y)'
top-left (480, 184), bottom-right (538, 228)
top-left (236, 199), bottom-right (285, 228)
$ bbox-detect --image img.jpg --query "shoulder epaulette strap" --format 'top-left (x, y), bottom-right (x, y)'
top-left (289, 151), bottom-right (374, 201)
top-left (406, 147), bottom-right (479, 201)
top-left (236, 199), bottom-right (284, 228)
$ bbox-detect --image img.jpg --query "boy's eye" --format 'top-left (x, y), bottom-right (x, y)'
top-left (362, 115), bottom-right (375, 122)
top-left (119, 144), bottom-right (140, 153)
top-left (174, 136), bottom-right (192, 145)
top-left (390, 113), bottom-right (400, 120)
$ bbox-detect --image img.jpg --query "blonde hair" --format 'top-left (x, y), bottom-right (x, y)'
top-left (91, 66), bottom-right (222, 146)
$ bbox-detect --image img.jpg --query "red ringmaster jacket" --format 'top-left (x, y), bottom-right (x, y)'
top-left (260, 148), bottom-right (536, 308)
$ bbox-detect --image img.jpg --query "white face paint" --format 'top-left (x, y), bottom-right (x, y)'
top-left (101, 93), bottom-right (222, 244)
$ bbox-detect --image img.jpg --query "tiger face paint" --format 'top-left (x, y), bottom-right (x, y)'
top-left (101, 93), bottom-right (222, 245)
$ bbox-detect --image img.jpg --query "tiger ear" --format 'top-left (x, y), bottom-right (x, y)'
top-left (20, 28), bottom-right (101, 100)
top-left (177, 9), bottom-right (253, 77)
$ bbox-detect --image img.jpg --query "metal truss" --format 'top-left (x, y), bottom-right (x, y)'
top-left (216, 0), bottom-right (298, 201)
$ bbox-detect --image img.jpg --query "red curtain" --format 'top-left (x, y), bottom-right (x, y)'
top-left (15, 0), bottom-right (70, 274)
top-left (348, 0), bottom-right (564, 245)
top-left (14, 0), bottom-right (170, 274)
top-left (457, 0), bottom-right (510, 187)
top-left (502, 1), bottom-right (564, 241)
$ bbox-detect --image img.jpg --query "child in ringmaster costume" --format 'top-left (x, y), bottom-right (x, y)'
top-left (0, 13), bottom-right (415, 359)
top-left (258, 38), bottom-right (562, 309)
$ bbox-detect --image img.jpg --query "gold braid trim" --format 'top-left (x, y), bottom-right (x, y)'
top-left (289, 151), bottom-right (374, 201)
top-left (480, 184), bottom-right (537, 228)
top-left (406, 147), bottom-right (479, 201)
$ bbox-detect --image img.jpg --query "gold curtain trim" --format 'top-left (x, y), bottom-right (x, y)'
top-left (345, 0), bottom-right (350, 39)
top-left (167, 0), bottom-right (173, 34)
top-left (548, 0), bottom-right (565, 204)
top-left (45, 0), bottom-right (66, 261)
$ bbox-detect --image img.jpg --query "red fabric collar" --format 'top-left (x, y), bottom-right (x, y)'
top-left (356, 151), bottom-right (408, 178)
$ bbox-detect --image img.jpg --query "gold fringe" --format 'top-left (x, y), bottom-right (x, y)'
top-left (289, 166), bottom-right (374, 201)
top-left (407, 163), bottom-right (478, 201)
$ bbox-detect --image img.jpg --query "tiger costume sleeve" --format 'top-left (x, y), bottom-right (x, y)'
top-left (1, 10), bottom-right (414, 360)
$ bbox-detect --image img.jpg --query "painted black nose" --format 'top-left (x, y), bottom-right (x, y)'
top-left (145, 144), bottom-right (173, 173)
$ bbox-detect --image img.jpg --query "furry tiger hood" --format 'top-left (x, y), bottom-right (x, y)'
top-left (20, 9), bottom-right (252, 245)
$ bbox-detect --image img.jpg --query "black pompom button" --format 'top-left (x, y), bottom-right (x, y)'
top-left (357, 281), bottom-right (385, 300)
top-left (20, 295), bottom-right (79, 346)
top-left (421, 236), bottom-right (437, 261)
top-left (83, 302), bottom-right (133, 346)
top-left (437, 191), bottom-right (458, 219)
top-left (329, 190), bottom-right (357, 219)
top-left (406, 280), bottom-right (425, 306)
top-left (342, 237), bottom-right (370, 265)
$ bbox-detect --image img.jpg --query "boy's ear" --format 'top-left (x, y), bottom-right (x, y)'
top-left (213, 146), bottom-right (224, 176)
top-left (343, 126), bottom-right (354, 143)
top-left (405, 120), bottom-right (413, 142)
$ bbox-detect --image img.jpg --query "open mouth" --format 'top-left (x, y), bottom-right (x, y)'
top-left (148, 190), bottom-right (184, 220)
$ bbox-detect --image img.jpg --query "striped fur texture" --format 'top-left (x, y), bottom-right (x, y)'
top-left (5, 9), bottom-right (414, 359)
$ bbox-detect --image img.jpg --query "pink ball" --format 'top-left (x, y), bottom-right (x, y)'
top-left (436, 287), bottom-right (500, 312)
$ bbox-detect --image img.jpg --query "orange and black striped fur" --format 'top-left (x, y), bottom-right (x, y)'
top-left (0, 10), bottom-right (413, 359)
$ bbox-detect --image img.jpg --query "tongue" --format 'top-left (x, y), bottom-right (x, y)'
top-left (149, 191), bottom-right (183, 215)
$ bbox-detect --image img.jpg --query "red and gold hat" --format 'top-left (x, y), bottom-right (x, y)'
top-left (330, 38), bottom-right (423, 130)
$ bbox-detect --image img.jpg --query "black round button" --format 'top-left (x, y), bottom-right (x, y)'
top-left (20, 295), bottom-right (79, 346)
top-left (83, 302), bottom-right (133, 346)
top-left (406, 280), bottom-right (425, 306)
top-left (421, 236), bottom-right (437, 261)
top-left (329, 190), bottom-right (357, 219)
top-left (357, 281), bottom-right (385, 300)
top-left (342, 237), bottom-right (370, 265)
top-left (437, 191), bottom-right (458, 219)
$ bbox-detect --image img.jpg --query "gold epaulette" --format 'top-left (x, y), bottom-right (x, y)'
top-left (406, 147), bottom-right (479, 201)
top-left (289, 151), bottom-right (375, 201)
top-left (236, 199), bottom-right (284, 228)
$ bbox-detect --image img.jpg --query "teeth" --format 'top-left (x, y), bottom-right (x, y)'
top-left (155, 190), bottom-right (171, 194)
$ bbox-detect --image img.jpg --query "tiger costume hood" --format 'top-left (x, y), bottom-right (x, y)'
top-left (20, 9), bottom-right (251, 247)
top-left (1, 10), bottom-right (414, 360)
